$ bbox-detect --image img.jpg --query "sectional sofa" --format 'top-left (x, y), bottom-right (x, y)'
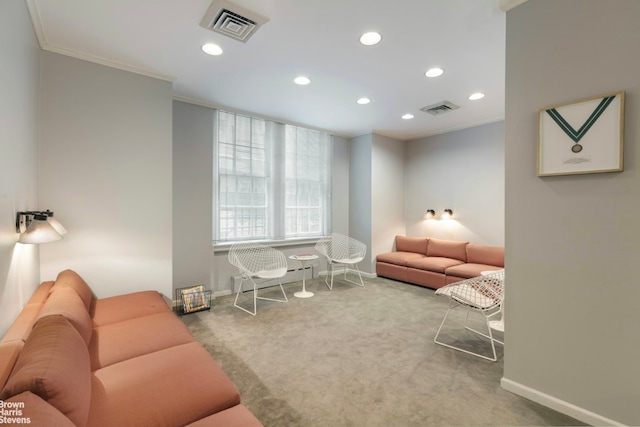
top-left (0, 269), bottom-right (262, 427)
top-left (376, 236), bottom-right (504, 289)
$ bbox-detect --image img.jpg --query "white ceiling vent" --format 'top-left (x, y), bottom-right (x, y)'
top-left (200, 0), bottom-right (269, 43)
top-left (420, 101), bottom-right (460, 116)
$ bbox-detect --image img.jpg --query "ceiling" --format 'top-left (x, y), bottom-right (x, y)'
top-left (27, 0), bottom-right (513, 141)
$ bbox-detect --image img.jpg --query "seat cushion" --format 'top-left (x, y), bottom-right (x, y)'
top-left (0, 304), bottom-right (42, 343)
top-left (88, 342), bottom-right (241, 427)
top-left (186, 405), bottom-right (263, 427)
top-left (445, 263), bottom-right (503, 279)
top-left (376, 251), bottom-right (425, 266)
top-left (0, 315), bottom-right (91, 427)
top-left (89, 311), bottom-right (195, 370)
top-left (407, 256), bottom-right (465, 273)
top-left (395, 236), bottom-right (428, 254)
top-left (90, 291), bottom-right (171, 327)
top-left (426, 238), bottom-right (468, 262)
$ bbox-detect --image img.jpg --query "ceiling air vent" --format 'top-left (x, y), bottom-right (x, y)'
top-left (420, 101), bottom-right (460, 116)
top-left (200, 0), bottom-right (269, 43)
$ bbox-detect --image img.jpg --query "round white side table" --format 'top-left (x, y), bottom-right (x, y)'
top-left (289, 254), bottom-right (318, 298)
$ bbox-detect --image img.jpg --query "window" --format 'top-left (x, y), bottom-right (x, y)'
top-left (214, 111), bottom-right (331, 243)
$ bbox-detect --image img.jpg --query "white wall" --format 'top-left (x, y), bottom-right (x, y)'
top-left (406, 122), bottom-right (505, 246)
top-left (371, 134), bottom-right (406, 266)
top-left (38, 52), bottom-right (173, 299)
top-left (504, 1), bottom-right (640, 425)
top-left (0, 0), bottom-right (41, 336)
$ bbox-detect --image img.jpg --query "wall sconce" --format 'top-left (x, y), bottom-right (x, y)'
top-left (15, 210), bottom-right (66, 244)
top-left (441, 209), bottom-right (454, 219)
top-left (424, 209), bottom-right (436, 219)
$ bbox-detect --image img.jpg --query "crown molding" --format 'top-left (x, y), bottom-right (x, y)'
top-left (499, 0), bottom-right (529, 12)
top-left (25, 0), bottom-right (174, 83)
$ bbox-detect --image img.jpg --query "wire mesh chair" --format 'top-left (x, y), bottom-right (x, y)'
top-left (433, 270), bottom-right (505, 361)
top-left (228, 242), bottom-right (288, 315)
top-left (315, 233), bottom-right (367, 290)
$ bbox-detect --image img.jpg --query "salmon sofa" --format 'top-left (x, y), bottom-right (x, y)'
top-left (376, 236), bottom-right (504, 289)
top-left (0, 269), bottom-right (262, 427)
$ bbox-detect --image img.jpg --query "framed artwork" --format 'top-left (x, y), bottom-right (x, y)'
top-left (181, 285), bottom-right (208, 313)
top-left (538, 91), bottom-right (624, 176)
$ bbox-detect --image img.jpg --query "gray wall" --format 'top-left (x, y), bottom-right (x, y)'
top-left (371, 134), bottom-right (406, 266)
top-left (349, 134), bottom-right (373, 272)
top-left (0, 0), bottom-right (41, 336)
top-left (38, 52), bottom-right (174, 299)
top-left (504, 1), bottom-right (640, 425)
top-left (406, 122), bottom-right (505, 246)
top-left (172, 101), bottom-right (214, 291)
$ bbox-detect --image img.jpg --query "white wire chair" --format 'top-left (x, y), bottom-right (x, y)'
top-left (315, 233), bottom-right (367, 290)
top-left (228, 242), bottom-right (288, 315)
top-left (433, 270), bottom-right (505, 361)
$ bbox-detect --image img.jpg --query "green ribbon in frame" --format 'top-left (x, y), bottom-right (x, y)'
top-left (546, 95), bottom-right (616, 143)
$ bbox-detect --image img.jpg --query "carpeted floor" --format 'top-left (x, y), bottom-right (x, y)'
top-left (180, 275), bottom-right (585, 427)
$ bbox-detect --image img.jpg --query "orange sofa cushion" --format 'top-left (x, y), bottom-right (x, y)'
top-left (88, 342), bottom-right (241, 427)
top-left (0, 315), bottom-right (91, 427)
top-left (28, 281), bottom-right (55, 304)
top-left (38, 286), bottom-right (93, 346)
top-left (186, 405), bottom-right (263, 427)
top-left (376, 251), bottom-right (425, 266)
top-left (426, 238), bottom-right (468, 262)
top-left (407, 256), bottom-right (465, 273)
top-left (50, 269), bottom-right (94, 310)
top-left (466, 244), bottom-right (504, 268)
top-left (90, 291), bottom-right (170, 327)
top-left (395, 236), bottom-right (429, 254)
top-left (89, 311), bottom-right (195, 370)
top-left (5, 391), bottom-right (75, 427)
top-left (0, 304), bottom-right (42, 343)
top-left (0, 340), bottom-right (24, 389)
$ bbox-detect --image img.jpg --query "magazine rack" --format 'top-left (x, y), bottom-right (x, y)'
top-left (174, 285), bottom-right (212, 316)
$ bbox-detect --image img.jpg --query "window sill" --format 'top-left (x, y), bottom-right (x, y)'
top-left (212, 236), bottom-right (325, 252)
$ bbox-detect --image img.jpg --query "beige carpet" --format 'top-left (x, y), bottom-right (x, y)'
top-left (180, 275), bottom-right (585, 427)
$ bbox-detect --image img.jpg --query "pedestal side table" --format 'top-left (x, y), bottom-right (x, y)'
top-left (289, 254), bottom-right (318, 298)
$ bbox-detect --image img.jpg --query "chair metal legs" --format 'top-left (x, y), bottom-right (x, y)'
top-left (234, 276), bottom-right (288, 316)
top-left (433, 299), bottom-right (503, 361)
top-left (324, 262), bottom-right (365, 290)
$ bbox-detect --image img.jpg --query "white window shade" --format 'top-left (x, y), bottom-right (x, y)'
top-left (214, 111), bottom-right (331, 243)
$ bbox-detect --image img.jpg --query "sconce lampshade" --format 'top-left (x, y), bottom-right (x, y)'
top-left (18, 216), bottom-right (63, 244)
top-left (441, 209), bottom-right (454, 219)
top-left (46, 212), bottom-right (68, 235)
top-left (424, 209), bottom-right (436, 219)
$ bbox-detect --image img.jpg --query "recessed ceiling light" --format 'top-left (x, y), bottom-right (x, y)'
top-left (469, 92), bottom-right (485, 100)
top-left (360, 32), bottom-right (382, 46)
top-left (402, 114), bottom-right (414, 120)
top-left (357, 97), bottom-right (371, 105)
top-left (202, 43), bottom-right (223, 56)
top-left (294, 76), bottom-right (311, 85)
top-left (425, 67), bottom-right (444, 78)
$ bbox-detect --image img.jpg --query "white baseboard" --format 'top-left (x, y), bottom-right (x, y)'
top-left (213, 290), bottom-right (232, 298)
top-left (318, 268), bottom-right (377, 279)
top-left (500, 377), bottom-right (624, 426)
